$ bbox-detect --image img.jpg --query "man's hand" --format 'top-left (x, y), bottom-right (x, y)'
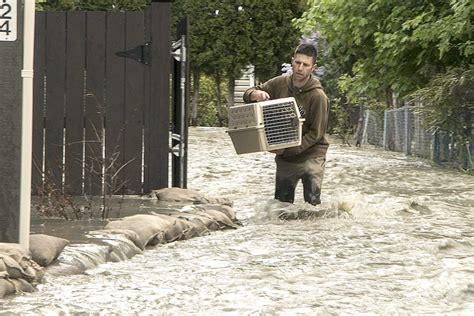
top-left (269, 149), bottom-right (284, 155)
top-left (250, 90), bottom-right (270, 102)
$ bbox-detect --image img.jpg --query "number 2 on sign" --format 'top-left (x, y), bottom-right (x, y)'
top-left (0, 0), bottom-right (17, 41)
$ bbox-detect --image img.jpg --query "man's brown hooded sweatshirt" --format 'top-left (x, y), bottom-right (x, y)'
top-left (243, 74), bottom-right (329, 163)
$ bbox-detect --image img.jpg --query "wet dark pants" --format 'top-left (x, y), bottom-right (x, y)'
top-left (274, 156), bottom-right (326, 206)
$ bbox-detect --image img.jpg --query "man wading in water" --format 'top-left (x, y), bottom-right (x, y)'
top-left (243, 43), bottom-right (329, 206)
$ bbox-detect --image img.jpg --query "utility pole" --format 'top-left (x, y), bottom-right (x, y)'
top-left (0, 0), bottom-right (35, 248)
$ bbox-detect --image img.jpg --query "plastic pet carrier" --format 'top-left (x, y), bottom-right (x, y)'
top-left (227, 97), bottom-right (304, 154)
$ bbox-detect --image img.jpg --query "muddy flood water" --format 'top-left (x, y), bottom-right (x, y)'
top-left (1, 127), bottom-right (473, 315)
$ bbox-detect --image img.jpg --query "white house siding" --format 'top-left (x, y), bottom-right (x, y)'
top-left (233, 65), bottom-right (255, 105)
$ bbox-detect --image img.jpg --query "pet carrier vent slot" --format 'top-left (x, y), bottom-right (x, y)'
top-left (262, 101), bottom-right (300, 145)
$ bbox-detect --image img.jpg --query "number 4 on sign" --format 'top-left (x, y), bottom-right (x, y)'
top-left (0, 0), bottom-right (17, 42)
top-left (0, 20), bottom-right (12, 35)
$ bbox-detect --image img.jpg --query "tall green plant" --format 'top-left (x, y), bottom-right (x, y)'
top-left (195, 75), bottom-right (228, 126)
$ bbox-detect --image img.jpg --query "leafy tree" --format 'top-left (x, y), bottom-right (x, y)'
top-left (294, 0), bottom-right (473, 147)
top-left (172, 0), bottom-right (229, 125)
top-left (199, 1), bottom-right (253, 121)
top-left (248, 0), bottom-right (307, 82)
top-left (294, 0), bottom-right (472, 100)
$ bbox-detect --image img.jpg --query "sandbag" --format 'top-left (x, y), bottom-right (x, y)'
top-left (178, 216), bottom-right (210, 237)
top-left (86, 230), bottom-right (142, 261)
top-left (167, 209), bottom-right (221, 231)
top-left (150, 212), bottom-right (202, 242)
top-left (152, 187), bottom-right (233, 207)
top-left (0, 254), bottom-right (29, 279)
top-left (0, 277), bottom-right (34, 298)
top-left (0, 250), bottom-right (44, 286)
top-left (89, 229), bottom-right (142, 252)
top-left (0, 243), bottom-right (29, 258)
top-left (141, 215), bottom-right (180, 246)
top-left (0, 253), bottom-right (43, 284)
top-left (29, 234), bottom-right (70, 267)
top-left (0, 278), bottom-right (15, 298)
top-left (196, 204), bottom-right (240, 223)
top-left (11, 278), bottom-right (36, 294)
top-left (184, 205), bottom-right (239, 229)
top-left (18, 256), bottom-right (44, 283)
top-left (149, 213), bottom-right (185, 242)
top-left (104, 214), bottom-right (170, 249)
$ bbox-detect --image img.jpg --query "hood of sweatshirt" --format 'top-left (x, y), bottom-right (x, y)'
top-left (286, 74), bottom-right (323, 94)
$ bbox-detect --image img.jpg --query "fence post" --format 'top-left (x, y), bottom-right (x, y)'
top-left (383, 110), bottom-right (389, 150)
top-left (463, 141), bottom-right (472, 170)
top-left (404, 106), bottom-right (412, 156)
top-left (362, 109), bottom-right (369, 145)
top-left (433, 132), bottom-right (440, 163)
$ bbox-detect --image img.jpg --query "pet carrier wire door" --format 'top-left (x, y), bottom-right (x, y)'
top-left (227, 97), bottom-right (304, 154)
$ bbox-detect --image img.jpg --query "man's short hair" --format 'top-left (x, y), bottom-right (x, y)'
top-left (294, 43), bottom-right (318, 63)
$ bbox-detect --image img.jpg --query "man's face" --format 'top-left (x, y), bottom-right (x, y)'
top-left (291, 53), bottom-right (315, 81)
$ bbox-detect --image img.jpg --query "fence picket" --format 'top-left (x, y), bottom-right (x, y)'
top-left (105, 12), bottom-right (126, 195)
top-left (64, 12), bottom-right (86, 195)
top-left (123, 12), bottom-right (146, 194)
top-left (32, 13), bottom-right (46, 193)
top-left (44, 12), bottom-right (66, 192)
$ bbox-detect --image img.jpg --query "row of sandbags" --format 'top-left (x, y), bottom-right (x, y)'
top-left (1, 188), bottom-right (239, 298)
top-left (102, 203), bottom-right (241, 250)
top-left (48, 203), bottom-right (241, 275)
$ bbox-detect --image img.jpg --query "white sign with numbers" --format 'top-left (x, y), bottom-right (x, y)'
top-left (0, 0), bottom-right (17, 41)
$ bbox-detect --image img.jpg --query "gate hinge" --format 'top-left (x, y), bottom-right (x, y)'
top-left (116, 42), bottom-right (151, 65)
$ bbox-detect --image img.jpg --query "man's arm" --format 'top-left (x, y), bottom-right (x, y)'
top-left (243, 77), bottom-right (281, 103)
top-left (243, 87), bottom-right (270, 103)
top-left (242, 77), bottom-right (284, 155)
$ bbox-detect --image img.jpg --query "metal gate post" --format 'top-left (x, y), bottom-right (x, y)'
top-left (171, 18), bottom-right (189, 188)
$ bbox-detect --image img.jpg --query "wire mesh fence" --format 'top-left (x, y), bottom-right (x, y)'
top-left (361, 109), bottom-right (384, 147)
top-left (360, 106), bottom-right (473, 170)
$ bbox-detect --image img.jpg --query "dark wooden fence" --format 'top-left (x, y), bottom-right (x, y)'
top-left (32, 2), bottom-right (173, 196)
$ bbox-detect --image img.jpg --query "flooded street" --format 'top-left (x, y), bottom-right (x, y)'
top-left (2, 127), bottom-right (474, 314)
